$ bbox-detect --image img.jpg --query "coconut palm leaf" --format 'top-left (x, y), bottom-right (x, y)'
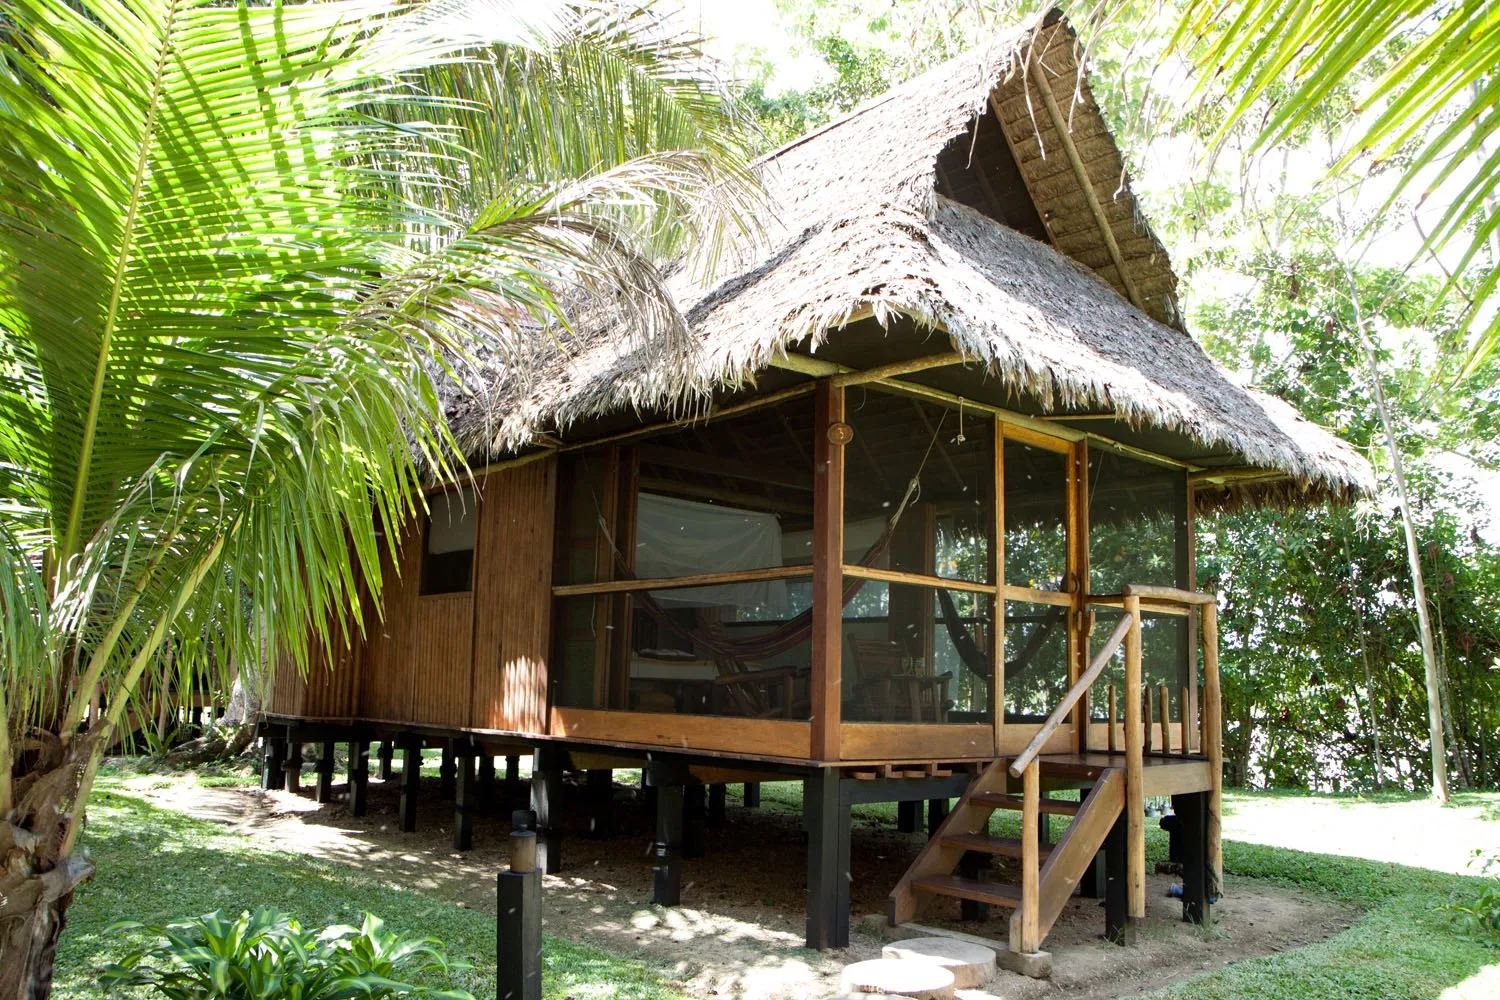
top-left (1167, 0), bottom-right (1500, 376)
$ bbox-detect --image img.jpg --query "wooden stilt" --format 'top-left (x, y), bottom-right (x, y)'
top-left (454, 747), bottom-right (477, 851)
top-left (284, 742), bottom-right (303, 794)
top-left (314, 740), bottom-right (336, 804)
top-left (1123, 595), bottom-right (1146, 919)
top-left (1174, 792), bottom-right (1211, 924)
top-left (531, 746), bottom-right (565, 874)
top-left (708, 783), bottom-right (727, 827)
top-left (1013, 760), bottom-right (1040, 954)
top-left (648, 761), bottom-right (687, 906)
top-left (349, 741), bottom-right (369, 817)
top-left (586, 769), bottom-right (614, 838)
top-left (925, 797), bottom-right (949, 837)
top-left (1103, 813), bottom-right (1134, 944)
top-left (262, 737), bottom-right (286, 791)
top-left (505, 754), bottom-right (521, 805)
top-left (399, 740), bottom-right (421, 833)
top-left (377, 740), bottom-right (394, 781)
top-left (743, 782), bottom-right (761, 809)
top-left (1203, 602), bottom-right (1223, 896)
top-left (804, 769), bottom-right (850, 950)
top-left (897, 799), bottom-right (918, 833)
top-left (440, 742), bottom-right (457, 801)
top-left (684, 782), bottom-right (707, 859)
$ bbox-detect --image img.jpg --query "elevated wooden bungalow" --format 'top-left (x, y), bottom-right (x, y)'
top-left (262, 9), bottom-right (1370, 961)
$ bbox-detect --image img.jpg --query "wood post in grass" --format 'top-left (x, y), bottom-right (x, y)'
top-left (314, 740), bottom-right (336, 804)
top-left (497, 830), bottom-right (542, 1000)
top-left (349, 741), bottom-right (369, 817)
top-left (454, 744), bottom-right (476, 851)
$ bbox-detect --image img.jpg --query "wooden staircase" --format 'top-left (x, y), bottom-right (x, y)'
top-left (890, 757), bottom-right (1124, 954)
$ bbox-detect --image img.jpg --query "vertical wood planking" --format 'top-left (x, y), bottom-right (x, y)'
top-left (1123, 594), bottom-right (1145, 917)
top-left (471, 457), bottom-right (557, 735)
top-left (359, 516), bottom-right (424, 722)
top-left (811, 380), bottom-right (845, 761)
top-left (410, 594), bottom-right (473, 725)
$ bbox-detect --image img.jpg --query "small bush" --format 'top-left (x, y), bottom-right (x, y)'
top-left (100, 907), bottom-right (474, 999)
top-left (1440, 850), bottom-right (1500, 947)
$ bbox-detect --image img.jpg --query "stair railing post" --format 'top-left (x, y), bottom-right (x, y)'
top-left (1202, 599), bottom-right (1223, 897)
top-left (1123, 595), bottom-right (1145, 919)
top-left (1012, 759), bottom-right (1041, 955)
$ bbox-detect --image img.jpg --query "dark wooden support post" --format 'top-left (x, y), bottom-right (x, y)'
top-left (504, 754), bottom-right (521, 805)
top-left (478, 753), bottom-right (497, 813)
top-left (262, 737), bottom-right (286, 791)
top-left (399, 739), bottom-right (421, 833)
top-left (348, 741), bottom-right (369, 817)
top-left (896, 799), bottom-right (918, 833)
top-left (926, 797), bottom-right (949, 837)
top-left (647, 759), bottom-right (689, 906)
top-left (586, 769), bottom-right (614, 838)
top-left (497, 831), bottom-right (542, 1000)
top-left (377, 740), bottom-right (394, 781)
top-left (284, 742), bottom-right (303, 794)
top-left (959, 814), bottom-right (991, 921)
top-left (313, 740), bottom-right (336, 804)
top-left (453, 745), bottom-right (477, 851)
top-left (708, 783), bottom-right (727, 827)
top-left (743, 782), bottom-right (760, 809)
top-left (1037, 791), bottom-right (1052, 847)
top-left (531, 746), bottom-right (565, 874)
top-left (440, 741), bottom-right (457, 800)
top-left (1103, 813), bottom-right (1135, 944)
top-left (1079, 850), bottom-right (1106, 899)
top-left (804, 769), bottom-right (851, 950)
top-left (683, 782), bottom-right (707, 859)
top-left (1175, 792), bottom-right (1211, 924)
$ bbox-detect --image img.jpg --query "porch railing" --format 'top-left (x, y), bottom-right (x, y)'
top-left (1003, 583), bottom-right (1221, 950)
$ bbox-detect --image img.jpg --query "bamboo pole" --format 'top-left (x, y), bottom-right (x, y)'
top-left (1159, 684), bottom-right (1171, 755)
top-left (1181, 685), bottom-right (1192, 757)
top-left (1016, 759), bottom-right (1041, 953)
top-left (1202, 600), bottom-right (1223, 894)
top-left (1107, 684), bottom-right (1117, 753)
top-left (1123, 596), bottom-right (1145, 918)
top-left (1143, 686), bottom-right (1154, 754)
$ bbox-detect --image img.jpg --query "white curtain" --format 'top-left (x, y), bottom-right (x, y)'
top-left (635, 493), bottom-right (786, 611)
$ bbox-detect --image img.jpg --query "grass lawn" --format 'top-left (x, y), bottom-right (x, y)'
top-left (66, 766), bottom-right (1499, 999)
top-left (63, 769), bottom-right (685, 1000)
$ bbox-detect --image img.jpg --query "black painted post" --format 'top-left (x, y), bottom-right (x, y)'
top-left (926, 797), bottom-right (949, 837)
top-left (1103, 813), bottom-right (1135, 944)
top-left (478, 754), bottom-right (497, 813)
top-left (647, 760), bottom-right (688, 906)
top-left (454, 746), bottom-right (477, 851)
top-left (262, 737), bottom-right (286, 791)
top-left (531, 746), bottom-right (565, 874)
top-left (1037, 791), bottom-right (1051, 847)
top-left (743, 782), bottom-right (761, 809)
top-left (377, 740), bottom-right (394, 781)
top-left (440, 741), bottom-right (457, 800)
top-left (804, 770), bottom-right (851, 950)
top-left (958, 814), bottom-right (991, 921)
top-left (314, 740), bottom-right (337, 804)
top-left (707, 784), bottom-right (727, 827)
top-left (497, 831), bottom-right (542, 1000)
top-left (284, 742), bottom-right (304, 794)
top-left (683, 782), bottom-right (707, 859)
top-left (1079, 850), bottom-right (1107, 898)
top-left (1175, 792), bottom-right (1211, 924)
top-left (399, 741), bottom-right (422, 833)
top-left (586, 769), bottom-right (614, 838)
top-left (896, 799), bottom-right (918, 833)
top-left (349, 741), bottom-right (369, 817)
top-left (504, 755), bottom-right (521, 805)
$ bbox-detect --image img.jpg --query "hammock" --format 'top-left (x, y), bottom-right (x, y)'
top-left (934, 589), bottom-right (1068, 688)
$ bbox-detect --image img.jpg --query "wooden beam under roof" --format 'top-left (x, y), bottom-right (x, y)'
top-left (639, 444), bottom-right (812, 492)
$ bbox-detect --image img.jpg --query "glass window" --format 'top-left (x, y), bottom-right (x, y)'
top-left (843, 389), bottom-right (994, 583)
top-left (552, 582), bottom-right (813, 719)
top-left (1004, 440), bottom-right (1069, 590)
top-left (841, 580), bottom-right (994, 725)
top-left (421, 486), bottom-right (475, 595)
top-left (1003, 600), bottom-right (1070, 720)
top-left (1089, 449), bottom-right (1188, 594)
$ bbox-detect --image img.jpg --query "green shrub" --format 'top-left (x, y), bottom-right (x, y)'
top-left (1440, 850), bottom-right (1500, 947)
top-left (100, 907), bottom-right (474, 999)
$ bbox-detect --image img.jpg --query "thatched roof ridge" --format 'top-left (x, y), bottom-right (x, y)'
top-left (439, 9), bottom-right (1373, 504)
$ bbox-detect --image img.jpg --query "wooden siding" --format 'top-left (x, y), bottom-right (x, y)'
top-left (471, 458), bottom-right (557, 733)
top-left (410, 593), bottom-right (474, 726)
top-left (359, 516), bottom-right (424, 723)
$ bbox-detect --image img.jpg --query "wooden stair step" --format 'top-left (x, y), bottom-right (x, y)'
top-left (969, 793), bottom-right (1081, 816)
top-left (940, 832), bottom-right (1054, 859)
top-left (911, 874), bottom-right (1023, 908)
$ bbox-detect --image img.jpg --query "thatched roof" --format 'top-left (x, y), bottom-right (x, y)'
top-left (441, 8), bottom-right (1373, 505)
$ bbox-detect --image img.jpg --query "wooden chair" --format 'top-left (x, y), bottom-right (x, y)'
top-left (847, 636), bottom-right (952, 722)
top-left (711, 662), bottom-right (811, 718)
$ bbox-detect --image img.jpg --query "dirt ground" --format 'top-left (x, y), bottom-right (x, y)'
top-left (126, 772), bottom-right (1355, 1000)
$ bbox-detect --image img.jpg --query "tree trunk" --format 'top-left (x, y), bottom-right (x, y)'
top-left (1342, 532), bottom-right (1385, 789)
top-left (0, 730), bottom-right (98, 999)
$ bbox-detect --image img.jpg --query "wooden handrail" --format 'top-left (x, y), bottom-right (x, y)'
top-left (1008, 614), bottom-right (1134, 778)
top-left (1120, 584), bottom-right (1216, 606)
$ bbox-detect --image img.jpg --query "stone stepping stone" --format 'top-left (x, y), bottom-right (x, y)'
top-left (840, 958), bottom-right (956, 999)
top-left (881, 937), bottom-right (996, 989)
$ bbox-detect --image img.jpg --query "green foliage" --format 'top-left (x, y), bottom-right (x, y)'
top-left (101, 909), bottom-right (471, 1000)
top-left (1440, 850), bottom-right (1500, 947)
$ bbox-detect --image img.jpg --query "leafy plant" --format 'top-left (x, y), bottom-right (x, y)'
top-left (100, 908), bottom-right (473, 999)
top-left (1440, 850), bottom-right (1500, 946)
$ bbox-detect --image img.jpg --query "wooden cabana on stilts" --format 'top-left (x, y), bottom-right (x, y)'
top-left (262, 8), bottom-right (1371, 963)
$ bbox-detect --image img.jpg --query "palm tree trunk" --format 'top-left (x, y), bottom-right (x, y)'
top-left (1355, 332), bottom-right (1449, 802)
top-left (0, 731), bottom-right (98, 1000)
